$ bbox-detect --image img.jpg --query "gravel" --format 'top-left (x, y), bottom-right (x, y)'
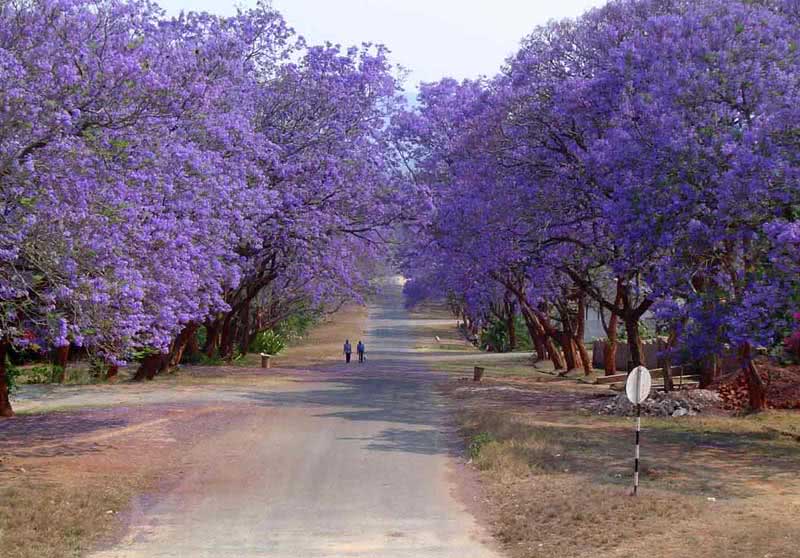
top-left (597, 389), bottom-right (722, 417)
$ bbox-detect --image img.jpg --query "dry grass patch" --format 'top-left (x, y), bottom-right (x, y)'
top-left (0, 404), bottom-right (231, 557)
top-left (462, 408), bottom-right (704, 557)
top-left (484, 474), bottom-right (702, 558)
top-left (433, 354), bottom-right (559, 379)
top-left (0, 304), bottom-right (371, 557)
top-left (0, 476), bottom-right (138, 558)
top-left (450, 378), bottom-right (800, 558)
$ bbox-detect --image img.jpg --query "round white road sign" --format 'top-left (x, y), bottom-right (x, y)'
top-left (626, 366), bottom-right (652, 405)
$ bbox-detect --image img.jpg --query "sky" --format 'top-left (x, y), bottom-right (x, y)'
top-left (160, 0), bottom-right (608, 89)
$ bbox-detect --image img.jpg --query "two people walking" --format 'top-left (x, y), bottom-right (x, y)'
top-left (343, 339), bottom-right (366, 363)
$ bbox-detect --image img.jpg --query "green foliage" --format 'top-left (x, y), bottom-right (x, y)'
top-left (248, 309), bottom-right (319, 356)
top-left (480, 318), bottom-right (509, 352)
top-left (196, 325), bottom-right (208, 349)
top-left (513, 314), bottom-right (534, 351)
top-left (179, 326), bottom-right (208, 364)
top-left (468, 432), bottom-right (495, 459)
top-left (4, 358), bottom-right (21, 394)
top-left (130, 347), bottom-right (159, 361)
top-left (274, 310), bottom-right (317, 342)
top-left (193, 349), bottom-right (223, 366)
top-left (250, 330), bottom-right (286, 355)
top-left (480, 314), bottom-right (532, 352)
top-left (24, 364), bottom-right (63, 384)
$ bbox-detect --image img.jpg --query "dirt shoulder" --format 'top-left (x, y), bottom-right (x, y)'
top-left (412, 301), bottom-right (800, 558)
top-left (0, 374), bottom-right (302, 558)
top-left (435, 366), bottom-right (800, 558)
top-left (0, 305), bottom-right (368, 558)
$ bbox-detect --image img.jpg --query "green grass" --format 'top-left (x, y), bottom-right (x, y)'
top-left (16, 363), bottom-right (103, 386)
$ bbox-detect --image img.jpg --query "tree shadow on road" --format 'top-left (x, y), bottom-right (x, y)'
top-left (241, 365), bottom-right (464, 458)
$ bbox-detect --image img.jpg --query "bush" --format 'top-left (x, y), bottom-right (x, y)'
top-left (480, 314), bottom-right (533, 352)
top-left (275, 310), bottom-right (318, 342)
top-left (250, 330), bottom-right (286, 355)
top-left (24, 364), bottom-right (63, 384)
top-left (4, 358), bottom-right (20, 394)
top-left (512, 314), bottom-right (534, 351)
top-left (480, 319), bottom-right (509, 352)
top-left (468, 432), bottom-right (495, 459)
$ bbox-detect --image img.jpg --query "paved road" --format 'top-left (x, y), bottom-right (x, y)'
top-left (90, 285), bottom-right (500, 558)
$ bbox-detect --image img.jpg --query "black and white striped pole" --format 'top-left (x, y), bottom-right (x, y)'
top-left (626, 366), bottom-right (652, 496)
top-left (634, 402), bottom-right (641, 495)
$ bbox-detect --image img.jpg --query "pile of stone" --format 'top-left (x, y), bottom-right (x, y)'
top-left (597, 389), bottom-right (722, 417)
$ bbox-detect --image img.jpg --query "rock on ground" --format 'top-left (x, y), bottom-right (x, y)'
top-left (597, 389), bottom-right (722, 417)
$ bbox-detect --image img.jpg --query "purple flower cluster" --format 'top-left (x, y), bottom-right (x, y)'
top-left (0, 1), bottom-right (411, 376)
top-left (396, 0), bottom-right (800, 378)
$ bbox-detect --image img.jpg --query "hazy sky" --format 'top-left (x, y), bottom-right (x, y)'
top-left (160, 1), bottom-right (608, 88)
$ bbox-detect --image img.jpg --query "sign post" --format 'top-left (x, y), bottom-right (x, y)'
top-left (625, 365), bottom-right (652, 496)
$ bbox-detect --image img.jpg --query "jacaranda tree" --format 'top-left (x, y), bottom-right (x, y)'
top-left (0, 0), bottom-right (410, 416)
top-left (398, 0), bottom-right (800, 410)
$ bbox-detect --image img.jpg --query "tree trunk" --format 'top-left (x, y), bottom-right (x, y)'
top-left (245, 327), bottom-right (261, 355)
top-left (699, 354), bottom-right (721, 388)
top-left (169, 323), bottom-right (199, 367)
top-left (519, 303), bottom-right (564, 369)
top-left (155, 353), bottom-right (170, 377)
top-left (624, 316), bottom-right (644, 369)
top-left (106, 365), bottom-right (119, 380)
top-left (53, 345), bottom-right (69, 383)
top-left (0, 340), bottom-right (13, 418)
top-left (506, 311), bottom-right (516, 352)
top-left (662, 328), bottom-right (680, 393)
top-left (533, 334), bottom-right (547, 361)
top-left (740, 342), bottom-right (767, 412)
top-left (186, 328), bottom-right (200, 360)
top-left (218, 314), bottom-right (236, 360)
top-left (604, 283), bottom-right (623, 375)
top-left (663, 360), bottom-right (674, 393)
top-left (557, 302), bottom-right (577, 372)
top-left (544, 338), bottom-right (565, 370)
top-left (561, 330), bottom-right (577, 371)
top-left (604, 319), bottom-right (618, 375)
top-left (237, 304), bottom-right (252, 356)
top-left (468, 316), bottom-right (478, 336)
top-left (132, 353), bottom-right (162, 382)
top-left (576, 339), bottom-right (592, 375)
top-left (204, 319), bottom-right (221, 357)
top-left (504, 296), bottom-right (517, 351)
top-left (574, 295), bottom-right (592, 375)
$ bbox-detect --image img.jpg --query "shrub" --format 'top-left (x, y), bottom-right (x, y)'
top-left (4, 358), bottom-right (20, 393)
top-left (480, 319), bottom-right (509, 352)
top-left (468, 432), bottom-right (495, 459)
top-left (250, 330), bottom-right (286, 355)
top-left (275, 311), bottom-right (318, 342)
top-left (480, 314), bottom-right (533, 352)
top-left (24, 364), bottom-right (62, 384)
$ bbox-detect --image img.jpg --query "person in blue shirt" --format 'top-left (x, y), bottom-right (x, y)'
top-left (343, 339), bottom-right (352, 363)
top-left (357, 340), bottom-right (365, 363)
